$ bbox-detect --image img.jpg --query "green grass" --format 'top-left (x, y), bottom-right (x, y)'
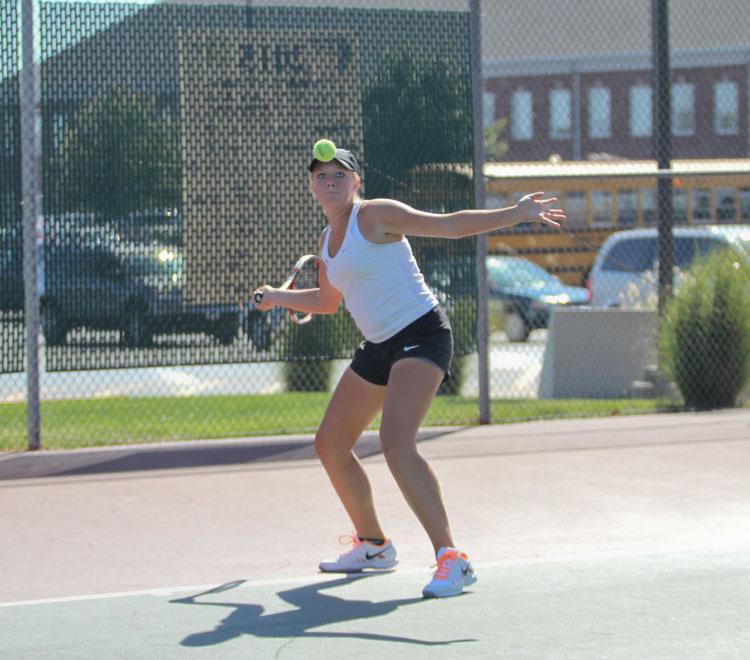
top-left (0, 393), bottom-right (676, 452)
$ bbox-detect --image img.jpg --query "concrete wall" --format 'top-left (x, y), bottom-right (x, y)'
top-left (539, 308), bottom-right (658, 399)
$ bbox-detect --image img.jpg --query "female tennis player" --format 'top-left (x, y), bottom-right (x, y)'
top-left (253, 145), bottom-right (565, 598)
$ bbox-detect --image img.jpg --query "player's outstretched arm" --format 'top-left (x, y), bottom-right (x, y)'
top-left (364, 193), bottom-right (565, 240)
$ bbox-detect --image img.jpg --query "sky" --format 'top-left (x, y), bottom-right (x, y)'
top-left (2, 0), bottom-right (157, 83)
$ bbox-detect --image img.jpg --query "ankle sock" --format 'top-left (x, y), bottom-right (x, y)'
top-left (358, 536), bottom-right (386, 545)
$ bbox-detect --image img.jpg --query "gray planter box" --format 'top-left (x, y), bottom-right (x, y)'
top-left (539, 308), bottom-right (658, 399)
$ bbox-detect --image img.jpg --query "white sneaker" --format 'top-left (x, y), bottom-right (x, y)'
top-left (319, 536), bottom-right (398, 573)
top-left (422, 547), bottom-right (477, 598)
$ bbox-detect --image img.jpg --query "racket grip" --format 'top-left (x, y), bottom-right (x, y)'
top-left (254, 292), bottom-right (264, 304)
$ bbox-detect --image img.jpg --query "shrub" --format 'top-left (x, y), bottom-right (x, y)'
top-left (438, 294), bottom-right (477, 396)
top-left (282, 359), bottom-right (334, 392)
top-left (282, 311), bottom-right (358, 392)
top-left (659, 250), bottom-right (750, 408)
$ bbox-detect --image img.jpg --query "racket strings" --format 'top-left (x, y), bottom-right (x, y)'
top-left (294, 262), bottom-right (319, 290)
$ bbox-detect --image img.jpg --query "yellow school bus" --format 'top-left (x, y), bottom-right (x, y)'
top-left (483, 158), bottom-right (750, 285)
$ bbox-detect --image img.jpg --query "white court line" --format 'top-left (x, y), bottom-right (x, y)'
top-left (2, 533), bottom-right (749, 610)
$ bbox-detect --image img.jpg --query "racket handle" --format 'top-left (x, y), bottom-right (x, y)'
top-left (254, 292), bottom-right (264, 304)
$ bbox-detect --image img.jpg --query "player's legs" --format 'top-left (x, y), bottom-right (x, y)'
top-left (379, 357), bottom-right (454, 553)
top-left (315, 366), bottom-right (387, 539)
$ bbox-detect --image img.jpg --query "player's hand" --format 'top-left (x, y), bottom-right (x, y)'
top-left (252, 285), bottom-right (276, 311)
top-left (517, 192), bottom-right (566, 229)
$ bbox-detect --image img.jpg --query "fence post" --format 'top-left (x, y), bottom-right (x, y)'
top-left (470, 0), bottom-right (490, 424)
top-left (652, 0), bottom-right (674, 315)
top-left (20, 0), bottom-right (43, 450)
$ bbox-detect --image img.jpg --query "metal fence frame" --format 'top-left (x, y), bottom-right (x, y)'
top-left (8, 0), bottom-right (749, 449)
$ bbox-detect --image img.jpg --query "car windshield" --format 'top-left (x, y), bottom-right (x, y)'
top-left (486, 258), bottom-right (553, 290)
top-left (603, 234), bottom-right (750, 273)
top-left (677, 236), bottom-right (750, 267)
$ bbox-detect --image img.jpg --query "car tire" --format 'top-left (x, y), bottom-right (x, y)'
top-left (214, 313), bottom-right (240, 346)
top-left (505, 311), bottom-right (530, 342)
top-left (123, 306), bottom-right (153, 348)
top-left (41, 301), bottom-right (67, 346)
top-left (246, 309), bottom-right (273, 351)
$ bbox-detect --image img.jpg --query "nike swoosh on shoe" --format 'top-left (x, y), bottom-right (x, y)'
top-left (365, 546), bottom-right (391, 560)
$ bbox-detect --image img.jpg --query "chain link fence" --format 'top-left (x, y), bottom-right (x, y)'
top-left (2, 0), bottom-right (749, 450)
top-left (479, 0), bottom-right (750, 408)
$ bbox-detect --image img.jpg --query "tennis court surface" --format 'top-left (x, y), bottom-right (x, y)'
top-left (2, 410), bottom-right (749, 658)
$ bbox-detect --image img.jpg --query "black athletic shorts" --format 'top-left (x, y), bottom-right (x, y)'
top-left (350, 306), bottom-right (453, 386)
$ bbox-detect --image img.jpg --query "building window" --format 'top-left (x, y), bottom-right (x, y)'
top-left (549, 88), bottom-right (572, 140)
top-left (716, 188), bottom-right (737, 221)
top-left (672, 188), bottom-right (688, 224)
top-left (714, 80), bottom-right (739, 135)
top-left (692, 189), bottom-right (712, 223)
top-left (618, 190), bottom-right (638, 226)
top-left (482, 92), bottom-right (496, 128)
top-left (672, 82), bottom-right (695, 136)
top-left (643, 189), bottom-right (657, 224)
top-left (740, 188), bottom-right (750, 220)
top-left (588, 86), bottom-right (611, 139)
top-left (511, 89), bottom-right (533, 141)
top-left (629, 85), bottom-right (652, 137)
top-left (564, 191), bottom-right (586, 228)
top-left (485, 193), bottom-right (507, 210)
top-left (591, 190), bottom-right (613, 226)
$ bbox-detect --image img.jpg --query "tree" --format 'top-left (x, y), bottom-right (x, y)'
top-left (362, 50), bottom-right (477, 378)
top-left (484, 117), bottom-right (508, 161)
top-left (363, 51), bottom-right (473, 199)
top-left (52, 87), bottom-right (180, 220)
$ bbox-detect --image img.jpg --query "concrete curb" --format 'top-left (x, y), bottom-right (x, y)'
top-left (0, 426), bottom-right (461, 481)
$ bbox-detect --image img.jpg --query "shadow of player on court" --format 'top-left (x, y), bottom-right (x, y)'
top-left (170, 574), bottom-right (476, 648)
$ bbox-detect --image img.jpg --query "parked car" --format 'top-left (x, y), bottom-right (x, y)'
top-left (40, 242), bottom-right (240, 347)
top-left (486, 255), bottom-right (589, 341)
top-left (242, 304), bottom-right (287, 351)
top-left (587, 225), bottom-right (750, 308)
top-left (0, 225), bottom-right (24, 312)
top-left (423, 254), bottom-right (476, 313)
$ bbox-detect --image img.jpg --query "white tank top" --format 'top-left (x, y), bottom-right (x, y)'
top-left (321, 201), bottom-right (438, 343)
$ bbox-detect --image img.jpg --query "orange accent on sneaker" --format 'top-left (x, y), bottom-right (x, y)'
top-left (434, 549), bottom-right (468, 579)
top-left (338, 534), bottom-right (364, 549)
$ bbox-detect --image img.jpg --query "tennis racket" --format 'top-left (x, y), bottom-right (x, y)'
top-left (254, 254), bottom-right (321, 325)
top-left (169, 579), bottom-right (246, 604)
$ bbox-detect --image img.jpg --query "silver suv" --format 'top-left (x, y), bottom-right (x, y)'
top-left (588, 225), bottom-right (750, 308)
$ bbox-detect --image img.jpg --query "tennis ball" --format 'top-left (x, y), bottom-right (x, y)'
top-left (312, 139), bottom-right (337, 162)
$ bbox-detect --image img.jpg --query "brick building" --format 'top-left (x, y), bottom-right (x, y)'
top-left (479, 0), bottom-right (750, 161)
